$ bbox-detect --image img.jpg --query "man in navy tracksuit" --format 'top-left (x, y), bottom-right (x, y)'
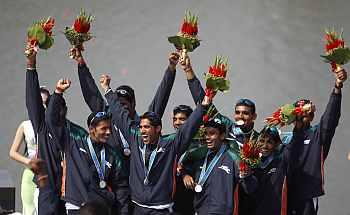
top-left (239, 126), bottom-right (305, 215)
top-left (25, 49), bottom-right (87, 215)
top-left (181, 118), bottom-right (256, 215)
top-left (179, 53), bottom-right (259, 146)
top-left (46, 79), bottom-right (129, 215)
top-left (100, 74), bottom-right (210, 214)
top-left (287, 68), bottom-right (347, 215)
top-left (70, 47), bottom-right (179, 157)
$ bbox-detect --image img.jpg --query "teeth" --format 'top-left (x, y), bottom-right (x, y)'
top-left (236, 120), bottom-right (244, 126)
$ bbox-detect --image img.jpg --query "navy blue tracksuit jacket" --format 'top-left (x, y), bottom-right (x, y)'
top-left (105, 90), bottom-right (206, 207)
top-left (26, 69), bottom-right (65, 215)
top-left (182, 144), bottom-right (254, 215)
top-left (77, 63), bottom-right (175, 155)
top-left (287, 91), bottom-right (342, 214)
top-left (238, 129), bottom-right (305, 215)
top-left (46, 93), bottom-right (129, 214)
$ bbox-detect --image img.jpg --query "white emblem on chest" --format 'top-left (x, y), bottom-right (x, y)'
top-left (218, 165), bottom-right (231, 174)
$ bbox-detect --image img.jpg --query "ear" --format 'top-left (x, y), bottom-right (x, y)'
top-left (252, 113), bottom-right (257, 120)
top-left (89, 126), bottom-right (95, 136)
top-left (219, 131), bottom-right (226, 141)
top-left (155, 125), bottom-right (162, 134)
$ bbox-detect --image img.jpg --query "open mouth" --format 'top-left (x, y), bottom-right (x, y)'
top-left (235, 120), bottom-right (244, 126)
top-left (142, 134), bottom-right (149, 142)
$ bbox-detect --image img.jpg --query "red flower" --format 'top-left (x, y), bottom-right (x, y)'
top-left (74, 18), bottom-right (90, 33)
top-left (242, 143), bottom-right (260, 159)
top-left (205, 88), bottom-right (215, 99)
top-left (181, 21), bottom-right (198, 36)
top-left (209, 66), bottom-right (227, 78)
top-left (28, 38), bottom-right (38, 47)
top-left (41, 17), bottom-right (55, 36)
top-left (239, 162), bottom-right (249, 172)
top-left (203, 115), bottom-right (209, 122)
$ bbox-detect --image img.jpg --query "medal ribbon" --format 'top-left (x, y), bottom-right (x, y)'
top-left (197, 145), bottom-right (226, 187)
top-left (87, 137), bottom-right (106, 182)
top-left (114, 125), bottom-right (130, 151)
top-left (139, 143), bottom-right (158, 183)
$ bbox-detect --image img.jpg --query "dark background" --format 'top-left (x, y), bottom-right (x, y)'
top-left (0, 0), bottom-right (349, 214)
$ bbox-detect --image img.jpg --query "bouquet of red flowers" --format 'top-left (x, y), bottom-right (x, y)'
top-left (205, 56), bottom-right (230, 99)
top-left (265, 101), bottom-right (313, 127)
top-left (64, 9), bottom-right (94, 52)
top-left (25, 17), bottom-right (55, 56)
top-left (168, 10), bottom-right (200, 52)
top-left (239, 138), bottom-right (262, 172)
top-left (194, 104), bottom-right (219, 140)
top-left (321, 28), bottom-right (350, 72)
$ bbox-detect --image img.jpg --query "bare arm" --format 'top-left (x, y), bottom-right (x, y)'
top-left (9, 122), bottom-right (31, 166)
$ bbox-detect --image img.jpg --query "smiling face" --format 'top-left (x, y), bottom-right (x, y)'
top-left (89, 119), bottom-right (111, 144)
top-left (258, 134), bottom-right (279, 157)
top-left (173, 112), bottom-right (188, 130)
top-left (233, 105), bottom-right (257, 130)
top-left (140, 118), bottom-right (161, 145)
top-left (204, 127), bottom-right (225, 151)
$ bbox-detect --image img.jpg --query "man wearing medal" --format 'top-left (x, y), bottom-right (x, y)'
top-left (182, 118), bottom-right (256, 215)
top-left (100, 74), bottom-right (211, 215)
top-left (46, 79), bottom-right (129, 215)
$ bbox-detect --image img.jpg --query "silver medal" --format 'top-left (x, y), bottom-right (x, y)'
top-left (144, 178), bottom-right (149, 185)
top-left (99, 180), bottom-right (107, 189)
top-left (123, 148), bottom-right (131, 156)
top-left (195, 184), bottom-right (202, 193)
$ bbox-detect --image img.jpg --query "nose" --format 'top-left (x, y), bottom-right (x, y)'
top-left (105, 128), bottom-right (111, 135)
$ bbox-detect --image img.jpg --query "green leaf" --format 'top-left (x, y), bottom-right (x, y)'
top-left (205, 75), bottom-right (230, 92)
top-left (168, 35), bottom-right (200, 52)
top-left (280, 104), bottom-right (296, 124)
top-left (321, 47), bottom-right (350, 65)
top-left (39, 36), bottom-right (54, 49)
top-left (28, 24), bottom-right (46, 44)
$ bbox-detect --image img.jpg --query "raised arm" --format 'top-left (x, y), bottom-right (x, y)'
top-left (174, 96), bottom-right (210, 155)
top-left (25, 49), bottom-right (45, 133)
top-left (147, 52), bottom-right (179, 118)
top-left (180, 53), bottom-right (233, 130)
top-left (45, 79), bottom-right (71, 149)
top-left (101, 75), bottom-right (137, 148)
top-left (316, 68), bottom-right (347, 158)
top-left (71, 47), bottom-right (106, 112)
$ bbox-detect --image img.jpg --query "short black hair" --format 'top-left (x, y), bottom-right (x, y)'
top-left (235, 98), bottom-right (256, 114)
top-left (140, 111), bottom-right (162, 127)
top-left (87, 111), bottom-right (111, 127)
top-left (204, 118), bottom-right (226, 134)
top-left (294, 99), bottom-right (312, 107)
top-left (40, 87), bottom-right (50, 107)
top-left (173, 105), bottom-right (193, 118)
top-left (79, 201), bottom-right (110, 215)
top-left (115, 85), bottom-right (135, 104)
top-left (259, 126), bottom-right (281, 144)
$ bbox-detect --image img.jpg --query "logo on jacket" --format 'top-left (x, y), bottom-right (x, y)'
top-left (218, 165), bottom-right (231, 174)
top-left (79, 148), bottom-right (87, 153)
top-left (304, 140), bottom-right (310, 145)
top-left (106, 161), bottom-right (112, 169)
top-left (157, 147), bottom-right (165, 153)
top-left (267, 168), bottom-right (277, 174)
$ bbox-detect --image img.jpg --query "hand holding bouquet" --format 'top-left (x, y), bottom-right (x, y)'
top-left (64, 9), bottom-right (94, 55)
top-left (25, 17), bottom-right (55, 56)
top-left (168, 10), bottom-right (200, 60)
top-left (321, 28), bottom-right (350, 72)
top-left (204, 56), bottom-right (230, 99)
